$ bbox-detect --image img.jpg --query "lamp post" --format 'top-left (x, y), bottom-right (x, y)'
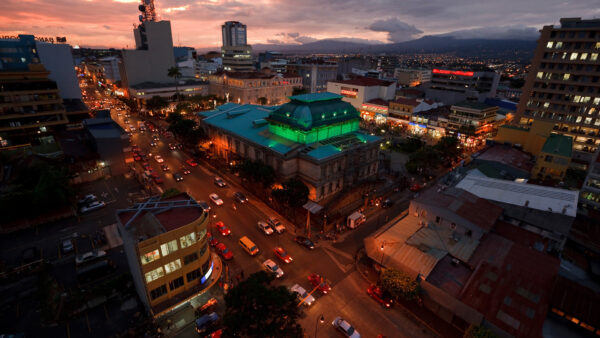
top-left (314, 314), bottom-right (324, 338)
top-left (380, 241), bottom-right (386, 267)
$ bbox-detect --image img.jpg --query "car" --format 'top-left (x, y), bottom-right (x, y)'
top-left (173, 172), bottom-right (184, 182)
top-left (168, 143), bottom-right (177, 150)
top-left (366, 284), bottom-right (394, 308)
top-left (263, 259), bottom-right (284, 278)
top-left (214, 177), bottom-right (227, 187)
top-left (233, 191), bottom-right (248, 203)
top-left (161, 164), bottom-right (169, 171)
top-left (290, 284), bottom-right (315, 306)
top-left (181, 166), bottom-right (191, 175)
top-left (76, 249), bottom-right (107, 265)
top-left (209, 193), bottom-right (223, 206)
top-left (215, 221), bottom-right (231, 236)
top-left (152, 135), bottom-right (160, 141)
top-left (308, 273), bottom-right (332, 294)
top-left (195, 312), bottom-right (219, 334)
top-left (198, 201), bottom-right (211, 212)
top-left (409, 183), bottom-right (422, 192)
top-left (149, 141), bottom-right (157, 147)
top-left (153, 176), bottom-right (164, 184)
top-left (215, 243), bottom-right (233, 260)
top-left (332, 317), bottom-right (360, 338)
top-left (142, 162), bottom-right (151, 171)
top-left (273, 246), bottom-right (293, 263)
top-left (134, 155), bottom-right (142, 161)
top-left (294, 236), bottom-right (315, 250)
top-left (268, 217), bottom-right (285, 233)
top-left (381, 198), bottom-right (394, 208)
top-left (206, 231), bottom-right (218, 247)
top-left (80, 201), bottom-right (106, 213)
top-left (78, 194), bottom-right (97, 206)
top-left (257, 221), bottom-right (274, 235)
top-left (61, 239), bottom-right (74, 254)
top-left (154, 155), bottom-right (164, 163)
top-left (186, 159), bottom-right (198, 167)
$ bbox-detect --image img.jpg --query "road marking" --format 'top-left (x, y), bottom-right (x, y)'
top-left (322, 247), bottom-right (352, 274)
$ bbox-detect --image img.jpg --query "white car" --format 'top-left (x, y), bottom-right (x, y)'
top-left (257, 221), bottom-right (274, 235)
top-left (78, 194), bottom-right (97, 205)
top-left (262, 259), bottom-right (284, 278)
top-left (76, 250), bottom-right (107, 265)
top-left (214, 177), bottom-right (227, 187)
top-left (80, 201), bottom-right (105, 213)
top-left (268, 217), bottom-right (285, 233)
top-left (291, 284), bottom-right (315, 306)
top-left (332, 317), bottom-right (361, 338)
top-left (209, 193), bottom-right (223, 206)
top-left (154, 155), bottom-right (164, 163)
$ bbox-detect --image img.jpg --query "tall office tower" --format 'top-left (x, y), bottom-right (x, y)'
top-left (221, 21), bottom-right (253, 72)
top-left (515, 17), bottom-right (600, 164)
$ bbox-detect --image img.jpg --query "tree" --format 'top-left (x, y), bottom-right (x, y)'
top-left (257, 97), bottom-right (268, 105)
top-left (223, 271), bottom-right (304, 338)
top-left (464, 324), bottom-right (497, 338)
top-left (145, 95), bottom-right (169, 112)
top-left (271, 178), bottom-right (309, 208)
top-left (167, 66), bottom-right (182, 102)
top-left (166, 112), bottom-right (183, 124)
top-left (292, 87), bottom-right (309, 96)
top-left (379, 268), bottom-right (421, 301)
top-left (234, 159), bottom-right (276, 187)
top-left (434, 136), bottom-right (462, 162)
top-left (175, 102), bottom-right (192, 114)
top-left (161, 188), bottom-right (181, 199)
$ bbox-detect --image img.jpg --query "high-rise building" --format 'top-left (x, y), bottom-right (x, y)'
top-left (514, 17), bottom-right (600, 164)
top-left (287, 59), bottom-right (338, 93)
top-left (221, 21), bottom-right (253, 72)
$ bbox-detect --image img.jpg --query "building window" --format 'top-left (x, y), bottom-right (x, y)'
top-left (199, 243), bottom-right (208, 257)
top-left (183, 252), bottom-right (198, 265)
top-left (180, 232), bottom-right (197, 249)
top-left (169, 276), bottom-right (184, 291)
top-left (435, 216), bottom-right (441, 223)
top-left (145, 267), bottom-right (165, 283)
top-left (198, 228), bottom-right (207, 242)
top-left (187, 268), bottom-right (202, 282)
top-left (164, 259), bottom-right (182, 274)
top-left (160, 240), bottom-right (178, 257)
top-left (140, 249), bottom-right (160, 265)
top-left (149, 284), bottom-right (167, 300)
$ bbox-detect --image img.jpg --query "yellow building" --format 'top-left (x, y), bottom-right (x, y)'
top-left (531, 134), bottom-right (573, 180)
top-left (117, 194), bottom-right (215, 318)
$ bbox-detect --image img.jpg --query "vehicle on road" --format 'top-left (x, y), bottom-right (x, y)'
top-left (154, 155), bottom-right (164, 163)
top-left (214, 177), bottom-right (227, 187)
top-left (308, 273), bottom-right (332, 294)
top-left (268, 217), bottom-right (285, 233)
top-left (80, 200), bottom-right (106, 213)
top-left (209, 193), bottom-right (223, 206)
top-left (186, 159), bottom-right (198, 167)
top-left (78, 194), bottom-right (97, 206)
top-left (263, 259), bottom-right (284, 278)
top-left (233, 191), bottom-right (248, 203)
top-left (238, 236), bottom-right (259, 256)
top-left (198, 201), bottom-right (211, 212)
top-left (215, 221), bottom-right (231, 236)
top-left (294, 236), bottom-right (315, 250)
top-left (332, 317), bottom-right (361, 338)
top-left (173, 172), bottom-right (184, 182)
top-left (61, 239), bottom-right (74, 254)
top-left (195, 312), bottom-right (219, 334)
top-left (168, 143), bottom-right (177, 150)
top-left (149, 141), bottom-right (157, 147)
top-left (347, 211), bottom-right (366, 229)
top-left (366, 284), bottom-right (394, 308)
top-left (409, 183), bottom-right (422, 192)
top-left (257, 221), bottom-right (274, 235)
top-left (215, 243), bottom-right (233, 260)
top-left (290, 284), bottom-right (314, 306)
top-left (134, 154), bottom-right (142, 161)
top-left (381, 198), bottom-right (394, 208)
top-left (273, 247), bottom-right (293, 263)
top-left (181, 166), bottom-right (191, 175)
top-left (153, 176), bottom-right (164, 184)
top-left (161, 164), bottom-right (169, 171)
top-left (76, 249), bottom-right (107, 266)
top-left (207, 231), bottom-right (218, 247)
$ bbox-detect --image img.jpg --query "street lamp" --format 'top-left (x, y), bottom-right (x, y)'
top-left (315, 314), bottom-right (324, 338)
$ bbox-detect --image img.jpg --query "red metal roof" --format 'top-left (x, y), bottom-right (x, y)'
top-left (550, 275), bottom-right (600, 331)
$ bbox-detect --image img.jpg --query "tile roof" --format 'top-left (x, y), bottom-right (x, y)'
top-left (541, 133), bottom-right (573, 158)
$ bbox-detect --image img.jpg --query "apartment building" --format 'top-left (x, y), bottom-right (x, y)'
top-left (447, 101), bottom-right (498, 137)
top-left (287, 61), bottom-right (338, 93)
top-left (515, 17), bottom-right (600, 165)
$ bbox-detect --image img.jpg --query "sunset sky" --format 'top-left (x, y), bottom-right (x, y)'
top-left (0, 0), bottom-right (598, 49)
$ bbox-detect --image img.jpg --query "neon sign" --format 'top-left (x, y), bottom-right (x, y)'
top-left (340, 89), bottom-right (358, 98)
top-left (200, 261), bottom-right (214, 284)
top-left (432, 69), bottom-right (474, 77)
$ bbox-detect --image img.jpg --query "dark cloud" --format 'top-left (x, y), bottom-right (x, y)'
top-left (287, 32), bottom-right (300, 38)
top-left (368, 18), bottom-right (423, 43)
top-left (295, 35), bottom-right (317, 44)
top-left (267, 39), bottom-right (284, 44)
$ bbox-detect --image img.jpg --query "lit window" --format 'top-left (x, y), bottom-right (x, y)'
top-left (180, 232), bottom-right (196, 249)
top-left (141, 249), bottom-right (160, 265)
top-left (584, 117), bottom-right (592, 124)
top-left (197, 228), bottom-right (207, 242)
top-left (160, 240), bottom-right (178, 257)
top-left (563, 74), bottom-right (571, 80)
top-left (546, 42), bottom-right (553, 48)
top-left (570, 53), bottom-right (578, 60)
top-left (591, 53), bottom-right (598, 61)
top-left (145, 267), bottom-right (165, 283)
top-left (164, 259), bottom-right (182, 274)
top-left (576, 116), bottom-right (582, 123)
top-left (580, 53), bottom-right (588, 60)
top-left (555, 42), bottom-right (563, 49)
top-left (536, 72), bottom-right (544, 79)
top-left (593, 98), bottom-right (600, 105)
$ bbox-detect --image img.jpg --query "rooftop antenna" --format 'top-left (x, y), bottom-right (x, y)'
top-left (138, 0), bottom-right (157, 22)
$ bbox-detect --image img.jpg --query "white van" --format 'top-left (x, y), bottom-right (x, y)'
top-left (347, 211), bottom-right (366, 229)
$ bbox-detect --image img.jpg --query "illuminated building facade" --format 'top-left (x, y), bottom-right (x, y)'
top-left (447, 101), bottom-right (498, 147)
top-left (393, 68), bottom-right (431, 87)
top-left (287, 61), bottom-right (338, 93)
top-left (425, 68), bottom-right (500, 105)
top-left (221, 21), bottom-right (254, 72)
top-left (200, 93), bottom-right (381, 201)
top-left (117, 194), bottom-right (214, 318)
top-left (208, 71), bottom-right (301, 105)
top-left (327, 76), bottom-right (396, 109)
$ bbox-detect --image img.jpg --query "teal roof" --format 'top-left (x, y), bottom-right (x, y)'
top-left (268, 92), bottom-right (359, 131)
top-left (305, 145), bottom-right (340, 160)
top-left (198, 102), bottom-right (241, 118)
top-left (541, 134), bottom-right (573, 158)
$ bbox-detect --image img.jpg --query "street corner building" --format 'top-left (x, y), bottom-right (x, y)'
top-left (200, 92), bottom-right (382, 201)
top-left (116, 193), bottom-right (215, 318)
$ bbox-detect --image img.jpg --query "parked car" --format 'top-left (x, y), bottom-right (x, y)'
top-left (273, 246), bottom-right (293, 263)
top-left (62, 239), bottom-right (74, 254)
top-left (80, 201), bottom-right (105, 213)
top-left (308, 273), bottom-right (332, 294)
top-left (214, 177), bottom-right (227, 187)
top-left (233, 191), bottom-right (248, 203)
top-left (78, 194), bottom-right (97, 206)
top-left (186, 159), bottom-right (198, 167)
top-left (332, 317), bottom-right (360, 338)
top-left (196, 312), bottom-right (219, 334)
top-left (294, 236), bottom-right (315, 250)
top-left (290, 284), bottom-right (314, 306)
top-left (207, 231), bottom-right (218, 247)
top-left (215, 221), bottom-right (231, 236)
top-left (268, 217), bottom-right (285, 233)
top-left (257, 221), bottom-right (274, 235)
top-left (181, 166), bottom-right (191, 175)
top-left (76, 249), bottom-right (107, 265)
top-left (366, 284), bottom-right (394, 308)
top-left (154, 155), bottom-right (164, 163)
top-left (381, 198), bottom-right (394, 208)
top-left (209, 193), bottom-right (223, 206)
top-left (409, 183), bottom-right (422, 192)
top-left (173, 172), bottom-right (184, 182)
top-left (263, 259), bottom-right (284, 278)
top-left (215, 243), bottom-right (233, 260)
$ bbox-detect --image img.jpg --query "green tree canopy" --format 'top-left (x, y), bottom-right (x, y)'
top-left (145, 95), bottom-right (169, 111)
top-left (271, 178), bottom-right (309, 208)
top-left (223, 271), bottom-right (304, 338)
top-left (257, 97), bottom-right (268, 105)
top-left (434, 136), bottom-right (462, 161)
top-left (166, 112), bottom-right (184, 124)
top-left (380, 268), bottom-right (421, 301)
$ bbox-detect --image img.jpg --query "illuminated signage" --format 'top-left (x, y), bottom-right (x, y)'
top-left (340, 88), bottom-right (358, 98)
top-left (432, 69), bottom-right (474, 77)
top-left (0, 36), bottom-right (65, 43)
top-left (409, 122), bottom-right (427, 129)
top-left (200, 261), bottom-right (214, 284)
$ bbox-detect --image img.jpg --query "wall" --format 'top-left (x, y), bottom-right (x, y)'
top-left (36, 42), bottom-right (81, 99)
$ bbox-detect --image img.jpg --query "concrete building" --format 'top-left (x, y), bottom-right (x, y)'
top-left (425, 68), bottom-right (500, 105)
top-left (393, 68), bottom-right (431, 87)
top-left (221, 21), bottom-right (253, 72)
top-left (447, 101), bottom-right (499, 142)
top-left (579, 147), bottom-right (600, 213)
top-left (387, 98), bottom-right (441, 126)
top-left (117, 193), bottom-right (215, 318)
top-left (208, 71), bottom-right (301, 105)
top-left (287, 60), bottom-right (338, 93)
top-left (83, 110), bottom-right (132, 176)
top-left (129, 80), bottom-right (208, 101)
top-left (199, 93), bottom-right (382, 201)
top-left (513, 17), bottom-right (600, 165)
top-left (97, 57), bottom-right (121, 83)
top-left (327, 76), bottom-right (396, 109)
top-left (531, 133), bottom-right (573, 180)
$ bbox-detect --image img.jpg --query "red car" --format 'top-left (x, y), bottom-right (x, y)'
top-left (186, 159), bottom-right (198, 167)
top-left (134, 155), bottom-right (142, 161)
top-left (273, 247), bottom-right (293, 264)
top-left (215, 243), bottom-right (233, 260)
top-left (215, 221), bottom-right (231, 236)
top-left (153, 177), bottom-right (164, 184)
top-left (142, 162), bottom-right (151, 171)
top-left (207, 231), bottom-right (218, 247)
top-left (308, 273), bottom-right (332, 294)
top-left (366, 284), bottom-right (394, 308)
top-left (409, 183), bottom-right (422, 192)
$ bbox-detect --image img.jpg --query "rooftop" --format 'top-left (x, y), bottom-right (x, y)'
top-left (331, 76), bottom-right (395, 87)
top-left (474, 144), bottom-right (534, 175)
top-left (541, 133), bottom-right (573, 158)
top-left (452, 100), bottom-right (496, 111)
top-left (130, 80), bottom-right (208, 90)
top-left (365, 98), bottom-right (389, 106)
top-left (392, 97), bottom-right (420, 106)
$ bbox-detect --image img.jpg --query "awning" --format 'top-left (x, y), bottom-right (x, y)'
top-left (302, 201), bottom-right (323, 214)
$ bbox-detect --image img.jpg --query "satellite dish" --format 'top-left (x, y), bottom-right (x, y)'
top-left (139, 5), bottom-right (145, 12)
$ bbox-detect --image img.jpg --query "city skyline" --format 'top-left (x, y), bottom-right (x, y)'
top-left (0, 0), bottom-right (598, 49)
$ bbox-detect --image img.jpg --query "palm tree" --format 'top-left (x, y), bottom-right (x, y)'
top-left (167, 66), bottom-right (182, 102)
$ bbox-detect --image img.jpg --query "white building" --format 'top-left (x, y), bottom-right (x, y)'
top-left (97, 57), bottom-right (121, 83)
top-left (327, 76), bottom-right (396, 109)
top-left (35, 41), bottom-right (81, 99)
